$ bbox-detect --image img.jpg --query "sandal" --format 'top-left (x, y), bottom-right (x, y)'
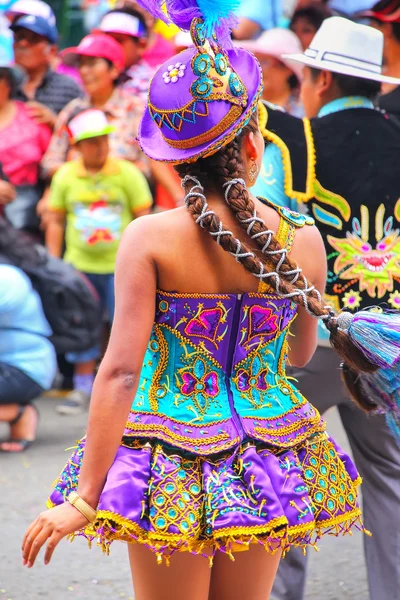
top-left (0, 404), bottom-right (39, 453)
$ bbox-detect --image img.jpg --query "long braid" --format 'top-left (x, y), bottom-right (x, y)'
top-left (211, 135), bottom-right (326, 316)
top-left (175, 122), bottom-right (377, 376)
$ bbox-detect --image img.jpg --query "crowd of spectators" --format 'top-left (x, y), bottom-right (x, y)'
top-left (0, 0), bottom-right (395, 451)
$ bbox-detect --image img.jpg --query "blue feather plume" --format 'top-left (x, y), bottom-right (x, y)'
top-left (136, 0), bottom-right (240, 45)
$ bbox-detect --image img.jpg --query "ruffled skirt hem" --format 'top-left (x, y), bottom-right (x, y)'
top-left (48, 432), bottom-right (365, 563)
top-left (47, 501), bottom-right (364, 564)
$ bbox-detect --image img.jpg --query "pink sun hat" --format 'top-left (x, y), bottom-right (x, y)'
top-left (236, 28), bottom-right (304, 83)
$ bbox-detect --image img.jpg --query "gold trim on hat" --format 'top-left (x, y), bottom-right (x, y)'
top-left (162, 105), bottom-right (243, 149)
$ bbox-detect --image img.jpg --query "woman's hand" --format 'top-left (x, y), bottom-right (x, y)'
top-left (0, 180), bottom-right (16, 204)
top-left (22, 503), bottom-right (89, 568)
top-left (26, 102), bottom-right (57, 129)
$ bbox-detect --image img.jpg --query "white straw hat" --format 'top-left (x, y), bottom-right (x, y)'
top-left (283, 16), bottom-right (400, 85)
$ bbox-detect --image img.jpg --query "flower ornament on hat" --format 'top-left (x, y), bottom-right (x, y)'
top-left (163, 61), bottom-right (186, 83)
top-left (136, 0), bottom-right (263, 164)
top-left (67, 109), bottom-right (115, 143)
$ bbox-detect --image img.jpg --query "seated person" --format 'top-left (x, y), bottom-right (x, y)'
top-left (0, 218), bottom-right (57, 452)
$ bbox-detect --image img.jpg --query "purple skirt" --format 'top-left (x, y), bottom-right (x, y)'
top-left (48, 433), bottom-right (363, 562)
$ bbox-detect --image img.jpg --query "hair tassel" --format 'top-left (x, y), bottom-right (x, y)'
top-left (337, 309), bottom-right (400, 370)
top-left (337, 310), bottom-right (400, 444)
top-left (361, 368), bottom-right (400, 446)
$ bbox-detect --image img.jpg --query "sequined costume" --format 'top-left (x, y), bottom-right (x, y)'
top-left (48, 202), bottom-right (363, 562)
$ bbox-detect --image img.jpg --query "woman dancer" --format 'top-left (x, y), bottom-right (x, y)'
top-left (22, 2), bottom-right (400, 598)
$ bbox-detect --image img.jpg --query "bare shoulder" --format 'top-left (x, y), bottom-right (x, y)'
top-left (293, 221), bottom-right (325, 254)
top-left (291, 222), bottom-right (327, 284)
top-left (121, 208), bottom-right (188, 250)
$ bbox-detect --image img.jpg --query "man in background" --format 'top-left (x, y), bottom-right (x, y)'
top-left (254, 16), bottom-right (400, 600)
top-left (11, 15), bottom-right (83, 129)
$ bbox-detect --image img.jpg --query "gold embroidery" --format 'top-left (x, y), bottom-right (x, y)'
top-left (160, 322), bottom-right (223, 369)
top-left (123, 421), bottom-right (238, 450)
top-left (162, 106), bottom-right (243, 149)
top-left (255, 413), bottom-right (323, 438)
top-left (168, 85), bottom-right (263, 165)
top-left (148, 325), bottom-right (169, 412)
top-left (126, 409), bottom-right (231, 428)
top-left (254, 419), bottom-right (326, 447)
top-left (300, 438), bottom-right (360, 521)
top-left (157, 289), bottom-right (231, 299)
top-left (257, 217), bottom-right (296, 294)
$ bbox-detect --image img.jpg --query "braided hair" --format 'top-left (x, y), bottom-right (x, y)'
top-left (175, 112), bottom-right (378, 410)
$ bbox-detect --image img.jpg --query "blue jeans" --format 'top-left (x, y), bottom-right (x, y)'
top-left (66, 272), bottom-right (115, 364)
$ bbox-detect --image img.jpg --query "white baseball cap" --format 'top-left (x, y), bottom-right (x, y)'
top-left (6, 0), bottom-right (56, 26)
top-left (98, 11), bottom-right (147, 38)
top-left (68, 109), bottom-right (114, 143)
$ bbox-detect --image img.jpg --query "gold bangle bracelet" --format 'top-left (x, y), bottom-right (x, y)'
top-left (67, 491), bottom-right (97, 523)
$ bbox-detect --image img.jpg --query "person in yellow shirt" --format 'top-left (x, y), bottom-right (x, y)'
top-left (46, 108), bottom-right (152, 414)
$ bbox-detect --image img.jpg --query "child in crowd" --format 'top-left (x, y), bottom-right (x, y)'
top-left (46, 108), bottom-right (152, 414)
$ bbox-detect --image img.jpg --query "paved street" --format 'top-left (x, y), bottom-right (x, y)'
top-left (0, 396), bottom-right (368, 600)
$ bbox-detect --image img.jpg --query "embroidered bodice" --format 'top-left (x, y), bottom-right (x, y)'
top-left (124, 201), bottom-right (324, 455)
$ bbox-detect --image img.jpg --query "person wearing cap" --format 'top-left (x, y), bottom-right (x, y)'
top-left (5, 0), bottom-right (56, 26)
top-left (41, 33), bottom-right (149, 180)
top-left (358, 0), bottom-right (400, 121)
top-left (46, 108), bottom-right (152, 414)
top-left (44, 32), bottom-right (184, 211)
top-left (11, 14), bottom-right (83, 129)
top-left (238, 29), bottom-right (304, 117)
top-left (252, 16), bottom-right (400, 600)
top-left (98, 6), bottom-right (153, 101)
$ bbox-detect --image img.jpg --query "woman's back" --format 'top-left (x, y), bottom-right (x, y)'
top-left (146, 195), bottom-right (324, 297)
top-left (118, 197), bottom-right (326, 453)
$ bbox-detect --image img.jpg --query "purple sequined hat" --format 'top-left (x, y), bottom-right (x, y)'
top-left (139, 18), bottom-right (263, 164)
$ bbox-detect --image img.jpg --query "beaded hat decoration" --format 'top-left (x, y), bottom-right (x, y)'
top-left (137, 1), bottom-right (263, 164)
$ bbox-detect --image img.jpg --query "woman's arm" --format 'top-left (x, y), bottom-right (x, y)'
top-left (76, 218), bottom-right (157, 506)
top-left (45, 210), bottom-right (66, 257)
top-left (22, 215), bottom-right (158, 565)
top-left (287, 225), bottom-right (327, 368)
